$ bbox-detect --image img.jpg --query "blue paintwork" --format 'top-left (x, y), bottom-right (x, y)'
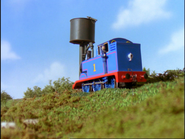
top-left (102, 55), bottom-right (108, 74)
top-left (82, 77), bottom-right (116, 93)
top-left (95, 38), bottom-right (133, 56)
top-left (107, 51), bottom-right (117, 73)
top-left (80, 56), bottom-right (104, 79)
top-left (82, 85), bottom-right (90, 92)
top-left (80, 41), bottom-right (118, 80)
top-left (79, 38), bottom-right (143, 93)
top-left (117, 43), bottom-right (142, 71)
top-left (92, 84), bottom-right (101, 92)
top-left (80, 38), bottom-right (142, 80)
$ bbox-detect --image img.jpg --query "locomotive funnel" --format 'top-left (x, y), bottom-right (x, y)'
top-left (70, 17), bottom-right (97, 77)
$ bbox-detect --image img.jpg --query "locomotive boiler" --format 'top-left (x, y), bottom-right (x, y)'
top-left (70, 17), bottom-right (148, 92)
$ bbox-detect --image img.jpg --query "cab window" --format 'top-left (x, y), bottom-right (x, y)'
top-left (102, 43), bottom-right (108, 52)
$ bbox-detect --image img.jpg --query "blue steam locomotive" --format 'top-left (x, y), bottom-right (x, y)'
top-left (70, 17), bottom-right (147, 92)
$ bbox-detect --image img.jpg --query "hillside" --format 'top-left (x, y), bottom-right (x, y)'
top-left (1, 76), bottom-right (184, 139)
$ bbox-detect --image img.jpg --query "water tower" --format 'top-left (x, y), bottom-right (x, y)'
top-left (70, 16), bottom-right (97, 76)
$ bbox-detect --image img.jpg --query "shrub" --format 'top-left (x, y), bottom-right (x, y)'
top-left (1, 91), bottom-right (13, 100)
top-left (1, 91), bottom-right (13, 106)
top-left (24, 77), bottom-right (74, 98)
top-left (143, 67), bottom-right (150, 75)
top-left (53, 77), bottom-right (74, 93)
top-left (41, 80), bottom-right (55, 95)
top-left (24, 87), bottom-right (37, 98)
top-left (146, 68), bottom-right (184, 83)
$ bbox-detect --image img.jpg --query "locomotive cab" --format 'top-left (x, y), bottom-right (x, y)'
top-left (97, 43), bottom-right (108, 56)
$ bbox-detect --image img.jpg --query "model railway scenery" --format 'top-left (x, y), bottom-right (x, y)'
top-left (1, 69), bottom-right (184, 138)
top-left (70, 17), bottom-right (147, 92)
top-left (1, 10), bottom-right (184, 139)
top-left (1, 16), bottom-right (184, 139)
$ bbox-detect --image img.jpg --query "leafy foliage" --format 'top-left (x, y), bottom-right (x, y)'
top-left (1, 77), bottom-right (184, 138)
top-left (1, 68), bottom-right (184, 138)
top-left (53, 77), bottom-right (74, 93)
top-left (1, 91), bottom-right (13, 106)
top-left (24, 77), bottom-right (74, 98)
top-left (1, 90), bottom-right (13, 100)
top-left (143, 67), bottom-right (150, 75)
top-left (147, 68), bottom-right (184, 83)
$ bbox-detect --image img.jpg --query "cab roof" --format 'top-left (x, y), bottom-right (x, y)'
top-left (98, 38), bottom-right (133, 46)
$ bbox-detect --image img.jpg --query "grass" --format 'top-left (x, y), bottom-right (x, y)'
top-left (1, 77), bottom-right (184, 139)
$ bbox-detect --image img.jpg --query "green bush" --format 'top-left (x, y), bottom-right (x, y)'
top-left (24, 87), bottom-right (37, 98)
top-left (1, 91), bottom-right (13, 106)
top-left (1, 77), bottom-right (184, 138)
top-left (143, 67), bottom-right (150, 75)
top-left (53, 77), bottom-right (74, 93)
top-left (41, 80), bottom-right (55, 95)
top-left (23, 77), bottom-right (74, 98)
top-left (1, 91), bottom-right (13, 100)
top-left (147, 68), bottom-right (184, 83)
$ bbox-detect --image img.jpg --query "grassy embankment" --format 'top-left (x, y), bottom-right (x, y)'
top-left (1, 77), bottom-right (184, 139)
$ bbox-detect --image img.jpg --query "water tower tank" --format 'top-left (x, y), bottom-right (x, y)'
top-left (70, 17), bottom-right (97, 44)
